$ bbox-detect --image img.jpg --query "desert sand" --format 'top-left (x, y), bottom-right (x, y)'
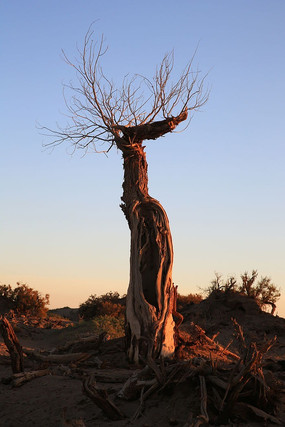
top-left (1, 293), bottom-right (285, 426)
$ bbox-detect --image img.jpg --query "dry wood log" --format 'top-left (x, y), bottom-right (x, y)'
top-left (118, 365), bottom-right (152, 399)
top-left (203, 334), bottom-right (239, 360)
top-left (184, 376), bottom-right (209, 427)
top-left (240, 403), bottom-right (282, 425)
top-left (83, 375), bottom-right (125, 420)
top-left (215, 331), bottom-right (278, 424)
top-left (196, 376), bottom-right (209, 426)
top-left (61, 408), bottom-right (86, 426)
top-left (55, 332), bottom-right (108, 354)
top-left (12, 369), bottom-right (50, 387)
top-left (2, 368), bottom-right (50, 387)
top-left (24, 349), bottom-right (91, 364)
top-left (91, 368), bottom-right (140, 385)
top-left (179, 323), bottom-right (239, 361)
top-left (146, 355), bottom-right (165, 384)
top-left (0, 317), bottom-right (24, 373)
top-left (131, 381), bottom-right (159, 421)
top-left (207, 375), bottom-right (228, 391)
top-left (118, 366), bottom-right (156, 401)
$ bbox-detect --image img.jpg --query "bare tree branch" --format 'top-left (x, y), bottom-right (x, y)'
top-left (42, 26), bottom-right (208, 153)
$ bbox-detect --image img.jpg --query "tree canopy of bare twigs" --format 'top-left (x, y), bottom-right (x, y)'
top-left (42, 27), bottom-right (208, 153)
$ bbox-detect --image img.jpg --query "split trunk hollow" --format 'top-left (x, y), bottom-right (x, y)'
top-left (114, 112), bottom-right (188, 363)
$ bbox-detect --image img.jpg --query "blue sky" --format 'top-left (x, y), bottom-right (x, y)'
top-left (1, 1), bottom-right (285, 313)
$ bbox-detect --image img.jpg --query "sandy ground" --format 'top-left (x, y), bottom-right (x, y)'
top-left (1, 294), bottom-right (285, 427)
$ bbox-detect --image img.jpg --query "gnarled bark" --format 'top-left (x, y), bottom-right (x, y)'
top-left (114, 112), bottom-right (187, 363)
top-left (0, 317), bottom-right (24, 373)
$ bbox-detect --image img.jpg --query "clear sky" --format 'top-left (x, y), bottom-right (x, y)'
top-left (1, 1), bottom-right (284, 314)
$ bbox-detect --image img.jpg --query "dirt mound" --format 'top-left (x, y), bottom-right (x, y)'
top-left (180, 291), bottom-right (285, 348)
top-left (182, 290), bottom-right (261, 321)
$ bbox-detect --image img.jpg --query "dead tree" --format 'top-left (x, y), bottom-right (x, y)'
top-left (44, 27), bottom-right (208, 363)
top-left (0, 317), bottom-right (24, 373)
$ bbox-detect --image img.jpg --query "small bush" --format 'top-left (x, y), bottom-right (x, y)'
top-left (79, 291), bottom-right (125, 320)
top-left (177, 293), bottom-right (203, 311)
top-left (206, 274), bottom-right (238, 294)
top-left (239, 270), bottom-right (280, 313)
top-left (205, 270), bottom-right (280, 314)
top-left (91, 315), bottom-right (125, 339)
top-left (0, 282), bottom-right (49, 318)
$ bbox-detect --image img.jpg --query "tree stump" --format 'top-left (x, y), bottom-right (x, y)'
top-left (0, 317), bottom-right (24, 373)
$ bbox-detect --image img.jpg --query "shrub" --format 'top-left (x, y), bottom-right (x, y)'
top-left (239, 270), bottom-right (280, 313)
top-left (91, 315), bottom-right (125, 339)
top-left (0, 282), bottom-right (49, 317)
top-left (206, 273), bottom-right (238, 294)
top-left (79, 291), bottom-right (125, 320)
top-left (205, 271), bottom-right (280, 314)
top-left (177, 293), bottom-right (203, 311)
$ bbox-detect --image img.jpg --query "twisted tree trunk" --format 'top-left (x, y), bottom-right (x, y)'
top-left (0, 317), bottom-right (24, 373)
top-left (114, 111), bottom-right (187, 363)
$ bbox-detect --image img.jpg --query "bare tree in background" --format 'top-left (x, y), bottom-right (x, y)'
top-left (44, 28), bottom-right (208, 363)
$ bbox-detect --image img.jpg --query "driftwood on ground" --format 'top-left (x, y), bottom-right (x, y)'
top-left (24, 348), bottom-right (91, 364)
top-left (12, 369), bottom-right (50, 387)
top-left (185, 375), bottom-right (209, 427)
top-left (2, 368), bottom-right (50, 387)
top-left (115, 322), bottom-right (281, 425)
top-left (83, 375), bottom-right (125, 421)
top-left (1, 315), bottom-right (281, 425)
top-left (61, 408), bottom-right (86, 427)
top-left (55, 332), bottom-right (109, 354)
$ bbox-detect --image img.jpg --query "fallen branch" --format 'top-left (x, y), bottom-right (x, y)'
top-left (24, 349), bottom-right (91, 364)
top-left (90, 368), bottom-right (139, 385)
top-left (118, 373), bottom-right (156, 401)
top-left (203, 334), bottom-right (239, 360)
top-left (184, 376), bottom-right (209, 427)
top-left (3, 369), bottom-right (50, 387)
top-left (55, 332), bottom-right (108, 354)
top-left (243, 403), bottom-right (281, 425)
top-left (131, 381), bottom-right (159, 421)
top-left (83, 375), bottom-right (125, 420)
top-left (61, 407), bottom-right (86, 426)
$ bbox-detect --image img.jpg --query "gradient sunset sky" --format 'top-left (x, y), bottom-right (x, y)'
top-left (1, 1), bottom-right (284, 314)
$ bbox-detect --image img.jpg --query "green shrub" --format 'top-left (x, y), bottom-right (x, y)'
top-left (0, 282), bottom-right (49, 318)
top-left (79, 291), bottom-right (125, 320)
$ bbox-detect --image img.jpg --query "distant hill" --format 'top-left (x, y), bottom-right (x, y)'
top-left (48, 306), bottom-right (79, 321)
